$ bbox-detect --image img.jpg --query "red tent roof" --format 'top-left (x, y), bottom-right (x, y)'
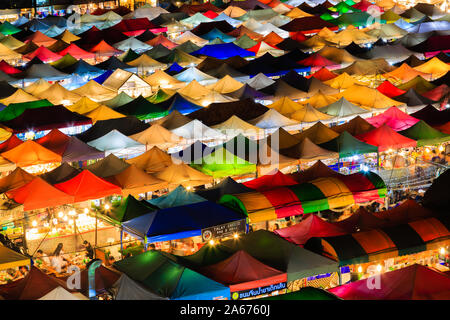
top-left (243, 170), bottom-right (298, 191)
top-left (0, 266), bottom-right (71, 300)
top-left (352, 0), bottom-right (383, 11)
top-left (23, 46), bottom-right (62, 63)
top-left (291, 31), bottom-right (307, 42)
top-left (54, 170), bottom-right (121, 203)
top-left (200, 250), bottom-right (285, 290)
top-left (373, 199), bottom-right (433, 226)
top-left (329, 264), bottom-right (450, 300)
top-left (421, 84), bottom-right (449, 102)
top-left (247, 41), bottom-right (281, 54)
top-left (376, 80), bottom-right (406, 98)
top-left (0, 135), bottom-right (23, 153)
top-left (333, 207), bottom-right (387, 233)
top-left (203, 10), bottom-right (219, 19)
top-left (146, 34), bottom-right (178, 49)
top-left (109, 18), bottom-right (166, 36)
top-left (356, 124), bottom-right (417, 151)
top-left (89, 40), bottom-right (123, 56)
top-left (298, 53), bottom-right (336, 67)
top-left (307, 67), bottom-right (338, 81)
top-left (0, 60), bottom-right (21, 74)
top-left (365, 106), bottom-right (420, 131)
top-left (6, 177), bottom-right (74, 210)
top-left (274, 214), bottom-right (347, 246)
top-left (58, 43), bottom-right (96, 60)
top-left (35, 129), bottom-right (70, 156)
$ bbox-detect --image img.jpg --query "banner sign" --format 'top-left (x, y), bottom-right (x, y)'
top-left (231, 282), bottom-right (287, 300)
top-left (201, 219), bottom-right (246, 241)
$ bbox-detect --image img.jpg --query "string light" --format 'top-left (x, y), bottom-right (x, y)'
top-left (357, 266), bottom-right (362, 273)
top-left (209, 240), bottom-right (215, 246)
top-left (233, 233), bottom-right (239, 239)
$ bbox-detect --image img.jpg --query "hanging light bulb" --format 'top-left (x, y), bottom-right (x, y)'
top-left (53, 218), bottom-right (58, 225)
top-left (104, 204), bottom-right (110, 210)
top-left (357, 266), bottom-right (363, 273)
top-left (209, 240), bottom-right (215, 246)
top-left (63, 215), bottom-right (68, 222)
top-left (84, 208), bottom-right (89, 214)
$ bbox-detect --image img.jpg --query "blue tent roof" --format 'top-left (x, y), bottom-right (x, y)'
top-left (168, 93), bottom-right (202, 114)
top-left (63, 59), bottom-right (103, 76)
top-left (165, 62), bottom-right (184, 75)
top-left (123, 201), bottom-right (246, 242)
top-left (201, 28), bottom-right (236, 43)
top-left (148, 185), bottom-right (206, 209)
top-left (93, 70), bottom-right (114, 84)
top-left (191, 43), bottom-right (255, 59)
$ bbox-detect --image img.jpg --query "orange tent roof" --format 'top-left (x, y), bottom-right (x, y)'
top-left (146, 34), bottom-right (178, 49)
top-left (0, 135), bottom-right (23, 153)
top-left (1, 140), bottom-right (62, 167)
top-left (35, 129), bottom-right (70, 156)
top-left (262, 32), bottom-right (284, 46)
top-left (383, 63), bottom-right (433, 83)
top-left (54, 170), bottom-right (122, 203)
top-left (25, 31), bottom-right (57, 47)
top-left (126, 146), bottom-right (173, 173)
top-left (0, 167), bottom-right (34, 194)
top-left (6, 177), bottom-right (74, 211)
top-left (89, 40), bottom-right (122, 56)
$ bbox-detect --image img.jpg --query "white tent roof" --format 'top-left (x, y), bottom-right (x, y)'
top-left (113, 37), bottom-right (152, 53)
top-left (246, 73), bottom-right (275, 90)
top-left (254, 23), bottom-right (289, 38)
top-left (38, 286), bottom-right (88, 300)
top-left (213, 13), bottom-right (243, 27)
top-left (87, 129), bottom-right (145, 157)
top-left (174, 31), bottom-right (209, 46)
top-left (174, 67), bottom-right (217, 84)
top-left (248, 108), bottom-right (298, 129)
top-left (171, 119), bottom-right (225, 140)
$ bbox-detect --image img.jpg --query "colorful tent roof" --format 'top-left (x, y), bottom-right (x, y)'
top-left (154, 163), bottom-right (213, 189)
top-left (332, 115), bottom-right (376, 136)
top-left (376, 80), bottom-right (406, 98)
top-left (319, 131), bottom-right (378, 158)
top-left (318, 97), bottom-right (368, 118)
top-left (86, 129), bottom-right (144, 156)
top-left (293, 122), bottom-right (339, 145)
top-left (1, 140), bottom-right (61, 167)
top-left (129, 124), bottom-right (184, 148)
top-left (191, 42), bottom-right (255, 59)
top-left (366, 106), bottom-right (420, 131)
top-left (126, 147), bottom-right (173, 174)
top-left (148, 185), bottom-right (206, 209)
top-left (0, 167), bottom-right (34, 194)
top-left (356, 124), bottom-right (417, 151)
top-left (220, 171), bottom-right (386, 223)
top-left (398, 120), bottom-right (450, 146)
top-left (54, 170), bottom-right (121, 203)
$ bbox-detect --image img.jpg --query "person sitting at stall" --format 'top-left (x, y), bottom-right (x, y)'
top-left (35, 249), bottom-right (51, 267)
top-left (82, 240), bottom-right (94, 260)
top-left (50, 243), bottom-right (69, 274)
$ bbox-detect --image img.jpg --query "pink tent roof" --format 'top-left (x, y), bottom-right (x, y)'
top-left (365, 106), bottom-right (420, 131)
top-left (298, 53), bottom-right (337, 67)
top-left (23, 46), bottom-right (62, 63)
top-left (274, 214), bottom-right (347, 246)
top-left (58, 43), bottom-right (96, 60)
top-left (243, 170), bottom-right (298, 191)
top-left (356, 124), bottom-right (417, 151)
top-left (329, 264), bottom-right (450, 300)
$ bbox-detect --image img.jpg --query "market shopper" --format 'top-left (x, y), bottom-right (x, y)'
top-left (83, 240), bottom-right (94, 260)
top-left (50, 243), bottom-right (69, 273)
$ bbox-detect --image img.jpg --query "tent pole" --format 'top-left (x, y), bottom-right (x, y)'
top-left (120, 227), bottom-right (123, 259)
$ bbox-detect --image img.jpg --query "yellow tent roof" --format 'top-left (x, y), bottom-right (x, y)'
top-left (289, 104), bottom-right (334, 122)
top-left (317, 46), bottom-right (359, 64)
top-left (185, 91), bottom-right (236, 107)
top-left (285, 7), bottom-right (313, 18)
top-left (0, 89), bottom-right (38, 106)
top-left (317, 27), bottom-right (337, 40)
top-left (102, 68), bottom-right (151, 92)
top-left (58, 30), bottom-right (81, 44)
top-left (126, 146), bottom-right (173, 173)
top-left (383, 63), bottom-right (433, 82)
top-left (66, 96), bottom-right (101, 114)
top-left (0, 42), bottom-right (22, 61)
top-left (0, 35), bottom-right (25, 50)
top-left (37, 82), bottom-right (82, 105)
top-left (324, 72), bottom-right (364, 90)
top-left (413, 57), bottom-right (450, 79)
top-left (212, 115), bottom-right (265, 136)
top-left (221, 6), bottom-right (247, 18)
top-left (267, 97), bottom-right (302, 116)
top-left (334, 84), bottom-right (404, 109)
top-left (127, 54), bottom-right (166, 69)
top-left (301, 90), bottom-right (339, 108)
top-left (328, 26), bottom-right (377, 46)
top-left (297, 35), bottom-right (327, 51)
top-left (154, 163), bottom-right (213, 189)
top-left (376, 0), bottom-right (396, 10)
top-left (72, 80), bottom-right (117, 102)
top-left (206, 75), bottom-right (244, 94)
top-left (85, 105), bottom-right (126, 123)
top-left (24, 79), bottom-right (52, 96)
top-left (177, 79), bottom-right (211, 99)
top-left (144, 69), bottom-right (184, 88)
top-left (129, 124), bottom-right (184, 147)
top-left (0, 128), bottom-right (12, 142)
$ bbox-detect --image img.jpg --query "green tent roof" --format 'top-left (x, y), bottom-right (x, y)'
top-left (113, 250), bottom-right (230, 300)
top-left (175, 40), bottom-right (201, 54)
top-left (51, 54), bottom-right (78, 70)
top-left (0, 99), bottom-right (53, 122)
top-left (119, 49), bottom-right (140, 63)
top-left (320, 13), bottom-right (336, 21)
top-left (329, 2), bottom-right (360, 13)
top-left (0, 21), bottom-right (21, 35)
top-left (261, 287), bottom-right (340, 300)
top-left (148, 185), bottom-right (206, 209)
top-left (191, 146), bottom-right (256, 178)
top-left (102, 91), bottom-right (134, 109)
top-left (233, 34), bottom-right (258, 49)
top-left (98, 195), bottom-right (157, 225)
top-left (330, 12), bottom-right (383, 27)
top-left (178, 230), bottom-right (339, 282)
top-left (147, 88), bottom-right (174, 104)
top-left (319, 131), bottom-right (378, 158)
top-left (115, 95), bottom-right (169, 120)
top-left (399, 120), bottom-right (450, 146)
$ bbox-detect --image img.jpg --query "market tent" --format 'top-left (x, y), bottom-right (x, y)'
top-left (331, 115), bottom-right (376, 136)
top-left (144, 69), bottom-right (184, 88)
top-left (267, 97), bottom-right (300, 116)
top-left (260, 127), bottom-right (301, 150)
top-left (366, 23), bottom-right (407, 41)
top-left (0, 99), bottom-right (53, 122)
top-left (0, 244), bottom-right (29, 271)
top-left (113, 274), bottom-right (167, 300)
top-left (17, 63), bottom-right (69, 82)
top-left (153, 110), bottom-right (191, 130)
top-left (24, 79), bottom-right (51, 96)
top-left (174, 67), bottom-right (217, 85)
top-left (243, 170), bottom-right (297, 191)
top-left (35, 129), bottom-right (70, 156)
top-left (61, 59), bottom-right (103, 77)
top-left (301, 91), bottom-right (339, 109)
top-left (383, 63), bottom-right (433, 83)
top-left (23, 46), bottom-right (62, 63)
top-left (85, 154), bottom-right (130, 178)
top-left (191, 42), bottom-right (255, 60)
top-left (154, 163), bottom-right (213, 189)
top-left (89, 40), bottom-right (123, 57)
top-left (219, 171), bottom-right (386, 223)
top-left (38, 286), bottom-right (86, 300)
top-left (329, 264), bottom-right (450, 300)
top-left (129, 124), bottom-right (184, 149)
top-left (421, 84), bottom-right (450, 102)
top-left (54, 170), bottom-right (122, 203)
top-left (206, 75), bottom-right (244, 94)
top-left (376, 80), bottom-right (406, 98)
top-left (85, 105), bottom-right (126, 123)
top-left (50, 53), bottom-right (78, 70)
top-left (62, 136), bottom-right (105, 163)
top-left (212, 115), bottom-right (265, 137)
top-left (334, 84), bottom-right (404, 110)
top-left (6, 177), bottom-right (74, 211)
top-left (281, 137), bottom-right (339, 162)
top-left (199, 250), bottom-right (285, 289)
top-left (56, 29), bottom-right (80, 44)
top-left (397, 76), bottom-right (436, 94)
top-left (394, 88), bottom-right (438, 108)
top-left (366, 106), bottom-right (420, 131)
top-left (195, 177), bottom-right (253, 202)
top-left (246, 72), bottom-right (275, 90)
top-left (323, 72), bottom-right (364, 90)
top-left (171, 119), bottom-right (224, 141)
top-left (36, 82), bottom-right (82, 105)
top-left (319, 131), bottom-right (378, 158)
top-left (127, 54), bottom-right (166, 72)
top-left (318, 97), bottom-right (368, 118)
top-left (0, 135), bottom-right (22, 154)
top-left (113, 37), bottom-right (152, 53)
top-left (72, 80), bottom-right (117, 102)
top-left (1, 140), bottom-right (61, 167)
top-left (413, 57), bottom-right (450, 79)
top-left (398, 120), bottom-right (450, 146)
top-left (146, 34), bottom-right (178, 49)
top-left (107, 164), bottom-right (168, 195)
top-left (115, 95), bottom-right (169, 120)
top-left (24, 31), bottom-right (57, 47)
top-left (288, 160), bottom-right (340, 184)
top-left (293, 122), bottom-right (339, 145)
top-left (179, 230), bottom-right (339, 283)
top-left (174, 31), bottom-right (209, 46)
top-left (86, 129), bottom-right (145, 157)
top-left (126, 146), bottom-right (173, 174)
top-left (0, 89), bottom-right (38, 106)
top-left (410, 105), bottom-right (450, 127)
top-left (102, 91), bottom-right (134, 109)
top-left (100, 195), bottom-right (157, 226)
top-left (356, 124), bottom-right (417, 151)
top-left (113, 250), bottom-right (230, 300)
top-left (275, 214), bottom-right (347, 246)
top-left (337, 59), bottom-right (395, 77)
top-left (0, 167), bottom-right (34, 194)
top-left (148, 185), bottom-right (206, 209)
top-left (233, 34), bottom-right (259, 49)
top-left (39, 162), bottom-right (81, 185)
top-left (248, 109), bottom-right (298, 129)
top-left (308, 67), bottom-right (338, 82)
top-left (372, 199), bottom-right (433, 226)
top-left (0, 267), bottom-right (70, 300)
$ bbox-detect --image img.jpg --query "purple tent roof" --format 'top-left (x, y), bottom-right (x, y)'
top-left (62, 136), bottom-right (105, 162)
